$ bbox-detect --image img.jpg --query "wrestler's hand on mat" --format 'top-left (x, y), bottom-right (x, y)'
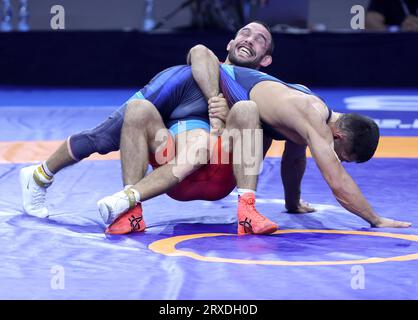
top-left (372, 217), bottom-right (412, 228)
top-left (209, 94), bottom-right (228, 135)
top-left (285, 199), bottom-right (316, 214)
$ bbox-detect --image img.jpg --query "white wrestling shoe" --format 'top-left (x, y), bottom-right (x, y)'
top-left (97, 189), bottom-right (137, 224)
top-left (19, 165), bottom-right (49, 218)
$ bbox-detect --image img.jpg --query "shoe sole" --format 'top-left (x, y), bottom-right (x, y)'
top-left (256, 224), bottom-right (278, 235)
top-left (238, 224), bottom-right (278, 236)
top-left (105, 226), bottom-right (145, 235)
top-left (105, 227), bottom-right (127, 235)
top-left (19, 168), bottom-right (30, 209)
top-left (97, 201), bottom-right (111, 224)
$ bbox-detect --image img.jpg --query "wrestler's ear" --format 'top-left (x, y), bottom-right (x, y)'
top-left (260, 55), bottom-right (272, 67)
top-left (333, 130), bottom-right (344, 140)
top-left (226, 40), bottom-right (234, 51)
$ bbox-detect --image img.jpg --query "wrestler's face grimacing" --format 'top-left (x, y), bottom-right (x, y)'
top-left (227, 22), bottom-right (273, 69)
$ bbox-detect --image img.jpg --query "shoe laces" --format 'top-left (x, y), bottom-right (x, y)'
top-left (240, 196), bottom-right (266, 223)
top-left (31, 184), bottom-right (46, 208)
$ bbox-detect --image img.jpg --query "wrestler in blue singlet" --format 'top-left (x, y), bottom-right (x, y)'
top-left (68, 66), bottom-right (209, 161)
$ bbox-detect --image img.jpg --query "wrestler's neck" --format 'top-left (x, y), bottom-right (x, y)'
top-left (223, 56), bottom-right (261, 70)
top-left (327, 112), bottom-right (343, 129)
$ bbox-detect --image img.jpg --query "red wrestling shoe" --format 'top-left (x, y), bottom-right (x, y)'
top-left (105, 203), bottom-right (146, 235)
top-left (237, 193), bottom-right (278, 236)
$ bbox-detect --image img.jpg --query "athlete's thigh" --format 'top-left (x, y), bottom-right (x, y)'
top-left (172, 128), bottom-right (210, 166)
top-left (127, 99), bottom-right (171, 154)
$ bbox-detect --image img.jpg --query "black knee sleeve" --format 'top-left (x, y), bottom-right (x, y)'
top-left (68, 109), bottom-right (124, 160)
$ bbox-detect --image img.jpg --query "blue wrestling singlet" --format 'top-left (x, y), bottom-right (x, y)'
top-left (68, 65), bottom-right (209, 160)
top-left (131, 65), bottom-right (209, 125)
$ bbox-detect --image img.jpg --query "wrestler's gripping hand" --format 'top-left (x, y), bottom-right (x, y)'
top-left (208, 94), bottom-right (228, 135)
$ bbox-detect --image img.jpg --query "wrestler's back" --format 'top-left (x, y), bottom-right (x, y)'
top-left (134, 65), bottom-right (209, 126)
top-left (250, 80), bottom-right (332, 146)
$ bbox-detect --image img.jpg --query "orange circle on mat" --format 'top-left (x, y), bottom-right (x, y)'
top-left (148, 229), bottom-right (418, 266)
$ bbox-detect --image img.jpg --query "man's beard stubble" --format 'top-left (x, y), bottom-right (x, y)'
top-left (228, 50), bottom-right (261, 70)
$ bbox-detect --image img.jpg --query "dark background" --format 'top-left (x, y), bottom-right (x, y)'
top-left (1, 0), bottom-right (417, 88)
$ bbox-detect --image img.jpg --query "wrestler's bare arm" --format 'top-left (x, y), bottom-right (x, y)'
top-left (281, 141), bottom-right (315, 213)
top-left (188, 45), bottom-right (220, 99)
top-left (187, 45), bottom-right (225, 134)
top-left (304, 121), bottom-right (410, 227)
